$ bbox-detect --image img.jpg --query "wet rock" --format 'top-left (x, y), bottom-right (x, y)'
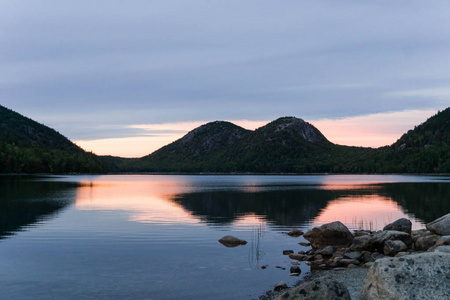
top-left (383, 240), bottom-right (407, 256)
top-left (218, 235), bottom-right (247, 247)
top-left (261, 265), bottom-right (268, 269)
top-left (339, 259), bottom-right (359, 267)
top-left (291, 261), bottom-right (299, 265)
top-left (303, 221), bottom-right (354, 250)
top-left (283, 250), bottom-right (294, 255)
top-left (319, 245), bottom-right (335, 256)
top-left (289, 266), bottom-right (301, 276)
top-left (360, 253), bottom-right (450, 300)
top-left (426, 213), bottom-right (450, 235)
top-left (276, 279), bottom-right (351, 300)
top-left (433, 245), bottom-right (450, 253)
top-left (436, 235), bottom-right (450, 246)
top-left (289, 253), bottom-right (305, 261)
top-left (344, 251), bottom-right (361, 260)
top-left (350, 235), bottom-right (374, 252)
top-left (383, 218), bottom-right (412, 234)
top-left (298, 242), bottom-right (311, 247)
top-left (371, 230), bottom-right (412, 253)
top-left (287, 228), bottom-right (304, 237)
top-left (274, 281), bottom-right (288, 291)
top-left (354, 230), bottom-right (372, 236)
top-left (415, 234), bottom-right (440, 251)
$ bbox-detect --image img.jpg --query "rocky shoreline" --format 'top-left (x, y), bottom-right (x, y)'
top-left (267, 213), bottom-right (450, 299)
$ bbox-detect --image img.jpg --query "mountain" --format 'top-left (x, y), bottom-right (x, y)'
top-left (117, 116), bottom-right (375, 173)
top-left (0, 105), bottom-right (107, 174)
top-left (112, 109), bottom-right (450, 174)
top-left (374, 107), bottom-right (450, 173)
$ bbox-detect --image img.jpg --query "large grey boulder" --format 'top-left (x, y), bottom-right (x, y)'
top-left (276, 278), bottom-right (351, 300)
top-left (370, 230), bottom-right (412, 253)
top-left (218, 235), bottom-right (247, 247)
top-left (427, 213), bottom-right (450, 235)
top-left (359, 252), bottom-right (450, 300)
top-left (303, 221), bottom-right (354, 250)
top-left (383, 218), bottom-right (412, 234)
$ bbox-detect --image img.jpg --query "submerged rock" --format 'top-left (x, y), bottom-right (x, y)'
top-left (218, 235), bottom-right (247, 247)
top-left (287, 229), bottom-right (304, 237)
top-left (359, 252), bottom-right (450, 300)
top-left (303, 221), bottom-right (354, 250)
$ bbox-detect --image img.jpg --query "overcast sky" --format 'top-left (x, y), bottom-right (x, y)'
top-left (1, 1), bottom-right (450, 157)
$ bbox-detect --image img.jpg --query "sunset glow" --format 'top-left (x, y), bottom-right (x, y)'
top-left (74, 109), bottom-right (437, 157)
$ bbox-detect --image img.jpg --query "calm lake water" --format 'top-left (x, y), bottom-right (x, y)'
top-left (1, 174), bottom-right (449, 299)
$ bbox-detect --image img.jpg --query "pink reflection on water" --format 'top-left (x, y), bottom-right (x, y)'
top-left (312, 195), bottom-right (425, 231)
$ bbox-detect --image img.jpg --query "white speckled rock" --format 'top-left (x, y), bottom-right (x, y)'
top-left (359, 252), bottom-right (450, 300)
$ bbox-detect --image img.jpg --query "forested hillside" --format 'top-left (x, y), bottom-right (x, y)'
top-left (0, 105), bottom-right (107, 174)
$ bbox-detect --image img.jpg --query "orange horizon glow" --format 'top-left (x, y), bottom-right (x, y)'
top-left (74, 109), bottom-right (437, 158)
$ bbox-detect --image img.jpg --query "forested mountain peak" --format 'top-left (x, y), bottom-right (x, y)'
top-left (179, 121), bottom-right (250, 149)
top-left (0, 105), bottom-right (107, 173)
top-left (393, 107), bottom-right (450, 150)
top-left (0, 105), bottom-right (78, 151)
top-left (256, 116), bottom-right (329, 144)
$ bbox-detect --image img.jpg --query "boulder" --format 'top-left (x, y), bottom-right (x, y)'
top-left (426, 213), bottom-right (450, 235)
top-left (383, 240), bottom-right (407, 256)
top-left (344, 251), bottom-right (361, 260)
top-left (370, 230), bottom-right (412, 253)
top-left (383, 218), bottom-right (412, 234)
top-left (350, 235), bottom-right (374, 252)
top-left (415, 234), bottom-right (440, 251)
top-left (433, 245), bottom-right (450, 253)
top-left (319, 245), bottom-right (335, 256)
top-left (303, 221), bottom-right (354, 250)
top-left (276, 279), bottom-right (351, 300)
top-left (287, 229), bottom-right (304, 237)
top-left (359, 252), bottom-right (450, 300)
top-left (436, 235), bottom-right (450, 246)
top-left (218, 235), bottom-right (247, 247)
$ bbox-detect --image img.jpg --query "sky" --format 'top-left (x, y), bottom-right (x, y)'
top-left (1, 1), bottom-right (450, 157)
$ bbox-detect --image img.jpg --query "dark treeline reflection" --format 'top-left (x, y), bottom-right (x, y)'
top-left (381, 182), bottom-right (450, 223)
top-left (171, 188), bottom-right (377, 227)
top-left (0, 176), bottom-right (78, 239)
top-left (171, 183), bottom-right (449, 227)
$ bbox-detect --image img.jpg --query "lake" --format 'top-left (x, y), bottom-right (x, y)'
top-left (0, 174), bottom-right (449, 299)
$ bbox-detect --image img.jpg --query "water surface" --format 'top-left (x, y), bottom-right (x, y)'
top-left (0, 174), bottom-right (449, 299)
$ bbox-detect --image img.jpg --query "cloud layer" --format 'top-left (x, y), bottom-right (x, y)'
top-left (1, 1), bottom-right (449, 154)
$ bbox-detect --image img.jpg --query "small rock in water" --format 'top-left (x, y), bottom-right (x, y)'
top-left (218, 235), bottom-right (247, 247)
top-left (289, 266), bottom-right (301, 276)
top-left (283, 250), bottom-right (294, 255)
top-left (275, 266), bottom-right (286, 270)
top-left (287, 229), bottom-right (304, 237)
top-left (299, 242), bottom-right (311, 247)
top-left (274, 281), bottom-right (288, 291)
top-left (261, 265), bottom-right (268, 269)
top-left (291, 261), bottom-right (299, 265)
